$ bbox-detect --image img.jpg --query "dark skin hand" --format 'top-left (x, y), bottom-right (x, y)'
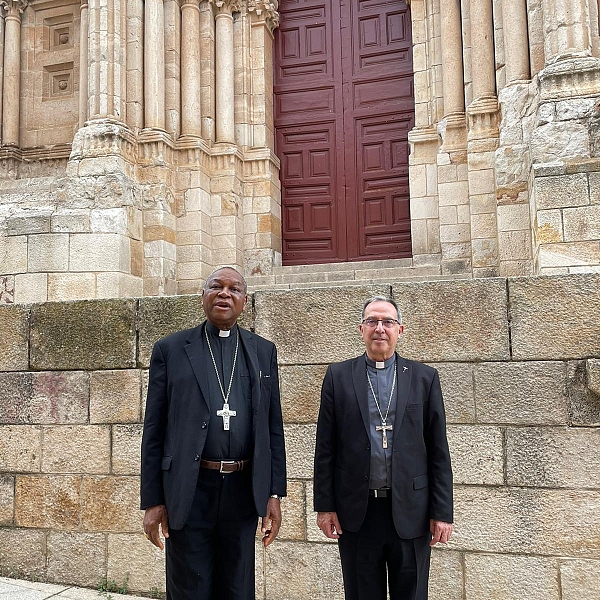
top-left (144, 504), bottom-right (169, 550)
top-left (261, 497), bottom-right (282, 547)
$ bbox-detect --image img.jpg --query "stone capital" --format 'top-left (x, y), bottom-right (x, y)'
top-left (247, 0), bottom-right (279, 31)
top-left (213, 0), bottom-right (241, 15)
top-left (0, 0), bottom-right (27, 16)
top-left (181, 0), bottom-right (200, 7)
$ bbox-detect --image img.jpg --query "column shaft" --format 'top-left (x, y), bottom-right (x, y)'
top-left (181, 0), bottom-right (202, 136)
top-left (440, 0), bottom-right (464, 116)
top-left (470, 0), bottom-right (496, 99)
top-left (543, 0), bottom-right (593, 63)
top-left (126, 0), bottom-right (144, 130)
top-left (200, 2), bottom-right (215, 141)
top-left (79, 2), bottom-right (89, 127)
top-left (215, 11), bottom-right (235, 143)
top-left (503, 0), bottom-right (530, 81)
top-left (0, 12), bottom-right (5, 143)
top-left (144, 0), bottom-right (165, 129)
top-left (2, 4), bottom-right (22, 146)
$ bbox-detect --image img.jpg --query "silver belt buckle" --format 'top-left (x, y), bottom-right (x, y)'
top-left (373, 489), bottom-right (380, 498)
top-left (219, 460), bottom-right (236, 473)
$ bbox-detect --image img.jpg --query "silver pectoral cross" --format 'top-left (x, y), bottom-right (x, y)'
top-left (217, 403), bottom-right (236, 431)
top-left (376, 422), bottom-right (393, 449)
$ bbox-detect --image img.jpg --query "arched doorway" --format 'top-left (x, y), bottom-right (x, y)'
top-left (274, 0), bottom-right (415, 265)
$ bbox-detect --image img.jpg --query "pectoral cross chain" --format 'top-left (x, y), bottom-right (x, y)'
top-left (376, 422), bottom-right (393, 449)
top-left (217, 403), bottom-right (237, 431)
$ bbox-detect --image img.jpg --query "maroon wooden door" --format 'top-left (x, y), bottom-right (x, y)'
top-left (274, 0), bottom-right (414, 264)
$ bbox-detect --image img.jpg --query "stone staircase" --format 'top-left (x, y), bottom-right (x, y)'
top-left (246, 258), bottom-right (471, 291)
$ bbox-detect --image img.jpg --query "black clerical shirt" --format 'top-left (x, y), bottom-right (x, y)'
top-left (202, 322), bottom-right (253, 460)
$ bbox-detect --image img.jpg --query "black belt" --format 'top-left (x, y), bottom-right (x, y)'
top-left (369, 488), bottom-right (391, 498)
top-left (200, 459), bottom-right (250, 473)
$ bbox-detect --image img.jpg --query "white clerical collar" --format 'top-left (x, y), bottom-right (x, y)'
top-left (219, 329), bottom-right (231, 337)
top-left (365, 354), bottom-right (396, 370)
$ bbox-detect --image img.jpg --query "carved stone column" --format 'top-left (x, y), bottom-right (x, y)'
top-left (79, 0), bottom-right (89, 127)
top-left (126, 0), bottom-right (144, 132)
top-left (215, 0), bottom-right (236, 143)
top-left (0, 7), bottom-right (5, 143)
top-left (542, 0), bottom-right (592, 63)
top-left (502, 0), bottom-right (530, 82)
top-left (1, 0), bottom-right (26, 147)
top-left (181, 0), bottom-right (202, 138)
top-left (144, 0), bottom-right (166, 130)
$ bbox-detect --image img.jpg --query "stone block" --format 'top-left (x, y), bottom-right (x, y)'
top-left (90, 370), bottom-right (141, 423)
top-left (27, 234), bottom-right (69, 272)
top-left (464, 554), bottom-right (560, 600)
top-left (0, 527), bottom-right (46, 578)
top-left (506, 427), bottom-right (600, 488)
top-left (588, 359), bottom-right (600, 396)
top-left (429, 549), bottom-right (463, 600)
top-left (0, 475), bottom-right (14, 524)
top-left (0, 305), bottom-right (29, 371)
top-left (537, 209), bottom-right (563, 243)
top-left (560, 559), bottom-right (600, 600)
top-left (285, 424), bottom-right (317, 479)
top-left (80, 476), bottom-right (142, 532)
top-left (279, 365), bottom-right (328, 424)
top-left (590, 172), bottom-right (600, 205)
top-left (112, 424), bottom-right (143, 475)
top-left (538, 242), bottom-right (600, 268)
top-left (451, 486), bottom-right (600, 558)
top-left (15, 475), bottom-right (80, 529)
top-left (410, 197), bottom-right (439, 220)
top-left (30, 299), bottom-right (136, 370)
top-left (447, 425), bottom-right (504, 485)
top-left (46, 532), bottom-right (106, 587)
top-left (7, 215), bottom-right (50, 235)
top-left (430, 363), bottom-right (475, 423)
top-left (0, 235), bottom-right (27, 275)
top-left (567, 360), bottom-right (600, 426)
top-left (474, 362), bottom-right (568, 424)
top-left (107, 533), bottom-right (165, 594)
top-left (14, 273), bottom-right (48, 303)
top-left (265, 541), bottom-right (344, 600)
top-left (468, 168), bottom-right (496, 195)
top-left (0, 425), bottom-right (41, 472)
top-left (42, 425), bottom-right (110, 474)
top-left (392, 279), bottom-right (510, 362)
top-left (69, 233), bottom-right (130, 272)
top-left (440, 223), bottom-right (471, 243)
top-left (471, 213), bottom-right (498, 239)
top-left (255, 285), bottom-right (389, 364)
top-left (534, 173), bottom-right (589, 210)
top-left (563, 205), bottom-right (600, 241)
top-left (498, 203), bottom-right (530, 232)
top-left (509, 275), bottom-right (600, 359)
top-left (279, 479), bottom-right (306, 541)
top-left (48, 273), bottom-right (96, 301)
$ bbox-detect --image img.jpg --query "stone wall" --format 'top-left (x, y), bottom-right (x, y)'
top-left (0, 274), bottom-right (599, 599)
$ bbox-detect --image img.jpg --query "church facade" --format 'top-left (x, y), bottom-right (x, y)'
top-left (0, 0), bottom-right (599, 302)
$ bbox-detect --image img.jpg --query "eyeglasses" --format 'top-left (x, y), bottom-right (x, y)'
top-left (361, 318), bottom-right (400, 329)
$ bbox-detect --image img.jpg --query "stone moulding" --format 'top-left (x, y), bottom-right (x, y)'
top-left (539, 57), bottom-right (600, 100)
top-left (467, 96), bottom-right (500, 140)
top-left (69, 120), bottom-right (137, 164)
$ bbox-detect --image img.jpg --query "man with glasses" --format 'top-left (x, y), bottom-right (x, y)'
top-left (314, 296), bottom-right (453, 600)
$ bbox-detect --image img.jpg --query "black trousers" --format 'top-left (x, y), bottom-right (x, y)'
top-left (165, 467), bottom-right (258, 600)
top-left (338, 496), bottom-right (431, 600)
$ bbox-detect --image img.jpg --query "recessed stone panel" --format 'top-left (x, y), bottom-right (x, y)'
top-left (509, 275), bottom-right (600, 360)
top-left (30, 300), bottom-right (136, 370)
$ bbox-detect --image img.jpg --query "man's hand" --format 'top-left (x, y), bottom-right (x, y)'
top-left (317, 511), bottom-right (343, 539)
top-left (261, 497), bottom-right (282, 548)
top-left (430, 519), bottom-right (452, 546)
top-left (144, 504), bottom-right (169, 550)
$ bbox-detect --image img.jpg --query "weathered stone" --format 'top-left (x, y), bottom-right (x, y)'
top-left (46, 532), bottom-right (106, 587)
top-left (112, 424), bottom-right (143, 475)
top-left (265, 541), bottom-right (344, 599)
top-left (534, 173), bottom-right (589, 210)
top-left (560, 559), bottom-right (600, 600)
top-left (429, 549), bottom-right (464, 600)
top-left (568, 360), bottom-right (600, 426)
top-left (279, 365), bottom-right (328, 424)
top-left (0, 371), bottom-right (89, 424)
top-left (80, 476), bottom-right (142, 532)
top-left (392, 279), bottom-right (510, 362)
top-left (563, 205), bottom-right (600, 242)
top-left (42, 425), bottom-right (111, 474)
top-left (254, 285), bottom-right (390, 364)
top-left (474, 362), bottom-right (569, 424)
top-left (107, 533), bottom-right (165, 595)
top-left (0, 527), bottom-right (46, 579)
top-left (30, 299), bottom-right (137, 370)
top-left (509, 275), bottom-right (600, 359)
top-left (90, 370), bottom-right (141, 423)
top-left (0, 475), bottom-right (14, 524)
top-left (447, 425), bottom-right (504, 485)
top-left (429, 363), bottom-right (475, 423)
top-left (15, 475), bottom-right (80, 529)
top-left (588, 359), bottom-right (600, 396)
top-left (0, 425), bottom-right (41, 472)
top-left (278, 479), bottom-right (305, 541)
top-left (284, 424), bottom-right (317, 480)
top-left (531, 122), bottom-right (590, 163)
top-left (451, 486), bottom-right (600, 558)
top-left (506, 427), bottom-right (600, 488)
top-left (464, 553), bottom-right (560, 600)
top-left (0, 305), bottom-right (29, 371)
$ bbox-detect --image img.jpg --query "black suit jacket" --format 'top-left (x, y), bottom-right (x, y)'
top-left (140, 321), bottom-right (286, 530)
top-left (313, 353), bottom-right (452, 539)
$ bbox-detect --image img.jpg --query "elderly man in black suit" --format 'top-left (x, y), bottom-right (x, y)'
top-left (314, 295), bottom-right (453, 600)
top-left (141, 266), bottom-right (286, 600)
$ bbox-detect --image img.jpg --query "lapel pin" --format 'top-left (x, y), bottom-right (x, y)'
top-left (403, 366), bottom-right (408, 372)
